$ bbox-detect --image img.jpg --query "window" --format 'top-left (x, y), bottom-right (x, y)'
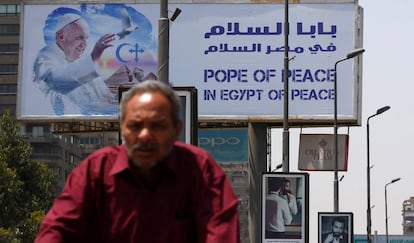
top-left (0, 84), bottom-right (17, 95)
top-left (0, 24), bottom-right (19, 35)
top-left (65, 135), bottom-right (79, 144)
top-left (52, 167), bottom-right (61, 176)
top-left (0, 105), bottom-right (15, 116)
top-left (32, 126), bottom-right (44, 137)
top-left (0, 4), bottom-right (20, 16)
top-left (80, 136), bottom-right (102, 145)
top-left (0, 64), bottom-right (18, 74)
top-left (0, 44), bottom-right (18, 53)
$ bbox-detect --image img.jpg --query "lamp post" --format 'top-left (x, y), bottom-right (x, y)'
top-left (271, 163), bottom-right (283, 172)
top-left (158, 0), bottom-right (169, 83)
top-left (366, 105), bottom-right (390, 243)
top-left (158, 0), bottom-right (181, 83)
top-left (333, 48), bottom-right (365, 212)
top-left (385, 177), bottom-right (401, 243)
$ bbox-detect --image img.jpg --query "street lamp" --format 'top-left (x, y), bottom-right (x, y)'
top-left (385, 177), bottom-right (401, 243)
top-left (273, 163), bottom-right (283, 171)
top-left (366, 105), bottom-right (390, 243)
top-left (333, 48), bottom-right (365, 212)
top-left (282, 0), bottom-right (290, 172)
top-left (158, 1), bottom-right (182, 83)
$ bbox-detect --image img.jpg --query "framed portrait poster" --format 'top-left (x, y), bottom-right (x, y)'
top-left (318, 212), bottom-right (353, 243)
top-left (118, 85), bottom-right (198, 145)
top-left (174, 87), bottom-right (198, 145)
top-left (262, 172), bottom-right (309, 243)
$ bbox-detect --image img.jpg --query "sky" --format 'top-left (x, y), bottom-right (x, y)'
top-left (271, 0), bottom-right (414, 240)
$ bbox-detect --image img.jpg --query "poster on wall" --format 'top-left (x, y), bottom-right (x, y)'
top-left (262, 172), bottom-right (309, 243)
top-left (318, 212), bottom-right (353, 243)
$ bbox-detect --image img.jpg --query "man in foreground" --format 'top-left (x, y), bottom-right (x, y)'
top-left (35, 80), bottom-right (240, 242)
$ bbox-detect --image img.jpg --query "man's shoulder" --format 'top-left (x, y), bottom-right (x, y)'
top-left (321, 232), bottom-right (330, 241)
top-left (267, 192), bottom-right (285, 203)
top-left (172, 142), bottom-right (225, 174)
top-left (173, 141), bottom-right (211, 159)
top-left (75, 145), bottom-right (126, 173)
top-left (87, 145), bottom-right (123, 159)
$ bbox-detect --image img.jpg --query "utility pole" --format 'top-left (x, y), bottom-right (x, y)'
top-left (158, 0), bottom-right (169, 83)
top-left (282, 0), bottom-right (290, 172)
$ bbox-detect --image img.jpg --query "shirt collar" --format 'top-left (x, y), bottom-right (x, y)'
top-left (109, 144), bottom-right (179, 177)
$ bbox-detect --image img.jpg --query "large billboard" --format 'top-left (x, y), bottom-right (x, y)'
top-left (18, 3), bottom-right (362, 124)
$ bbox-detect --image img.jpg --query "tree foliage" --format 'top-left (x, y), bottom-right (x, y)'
top-left (0, 110), bottom-right (57, 242)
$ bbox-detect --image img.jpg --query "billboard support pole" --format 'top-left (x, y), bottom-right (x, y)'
top-left (282, 0), bottom-right (290, 172)
top-left (248, 123), bottom-right (267, 243)
top-left (158, 0), bottom-right (169, 83)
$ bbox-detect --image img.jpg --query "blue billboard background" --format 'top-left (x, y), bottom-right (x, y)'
top-left (198, 128), bottom-right (248, 163)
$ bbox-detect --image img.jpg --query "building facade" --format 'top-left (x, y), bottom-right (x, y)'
top-left (403, 197), bottom-right (414, 236)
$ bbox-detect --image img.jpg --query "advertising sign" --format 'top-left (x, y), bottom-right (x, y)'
top-left (297, 133), bottom-right (349, 171)
top-left (19, 3), bottom-right (362, 124)
top-left (198, 128), bottom-right (248, 163)
top-left (262, 172), bottom-right (309, 243)
top-left (20, 4), bottom-right (159, 120)
top-left (170, 3), bottom-right (362, 124)
top-left (319, 212), bottom-right (353, 243)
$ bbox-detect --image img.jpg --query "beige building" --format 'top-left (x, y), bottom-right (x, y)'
top-left (403, 197), bottom-right (414, 235)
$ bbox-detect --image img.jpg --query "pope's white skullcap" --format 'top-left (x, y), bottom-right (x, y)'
top-left (55, 13), bottom-right (82, 31)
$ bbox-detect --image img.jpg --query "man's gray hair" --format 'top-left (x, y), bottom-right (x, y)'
top-left (119, 80), bottom-right (181, 125)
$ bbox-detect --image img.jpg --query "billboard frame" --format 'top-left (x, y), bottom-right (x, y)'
top-left (318, 212), bottom-right (353, 243)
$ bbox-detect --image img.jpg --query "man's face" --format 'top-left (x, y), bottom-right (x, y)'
top-left (281, 181), bottom-right (290, 194)
top-left (332, 221), bottom-right (344, 237)
top-left (59, 20), bottom-right (89, 61)
top-left (121, 91), bottom-right (182, 169)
